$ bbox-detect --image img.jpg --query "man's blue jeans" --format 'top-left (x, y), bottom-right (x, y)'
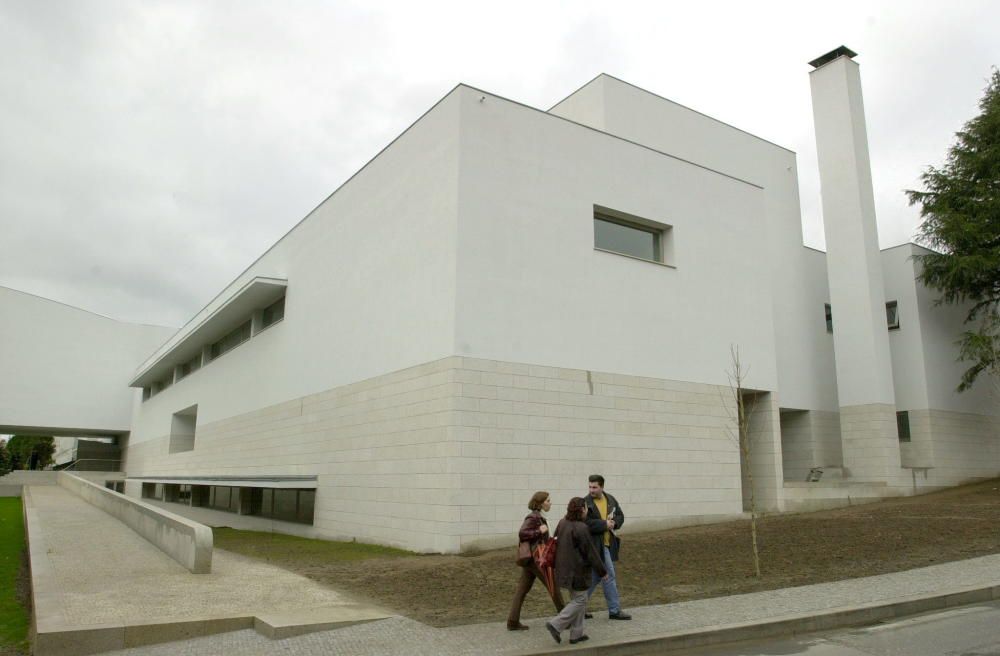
top-left (587, 545), bottom-right (621, 614)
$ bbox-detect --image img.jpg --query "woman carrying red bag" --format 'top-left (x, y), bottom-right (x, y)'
top-left (507, 491), bottom-right (566, 631)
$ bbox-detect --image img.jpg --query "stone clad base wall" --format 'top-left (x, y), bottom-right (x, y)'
top-left (839, 403), bottom-right (903, 482)
top-left (920, 408), bottom-right (1000, 486)
top-left (779, 410), bottom-right (841, 483)
top-left (125, 356), bottom-right (746, 553)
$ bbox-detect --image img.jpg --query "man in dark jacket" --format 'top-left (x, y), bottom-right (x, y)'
top-left (584, 474), bottom-right (631, 620)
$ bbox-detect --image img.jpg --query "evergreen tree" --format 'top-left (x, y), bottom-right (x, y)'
top-left (5, 435), bottom-right (56, 470)
top-left (0, 440), bottom-right (10, 476)
top-left (907, 69), bottom-right (1000, 391)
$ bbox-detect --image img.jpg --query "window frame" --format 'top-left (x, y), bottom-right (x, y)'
top-left (592, 206), bottom-right (674, 267)
top-left (896, 410), bottom-right (911, 442)
top-left (886, 300), bottom-right (900, 330)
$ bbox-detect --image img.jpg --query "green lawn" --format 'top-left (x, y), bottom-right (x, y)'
top-left (214, 527), bottom-right (413, 563)
top-left (0, 498), bottom-right (28, 654)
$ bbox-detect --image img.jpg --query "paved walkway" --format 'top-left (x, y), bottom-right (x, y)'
top-left (25, 485), bottom-right (390, 654)
top-left (99, 552), bottom-right (1000, 655)
top-left (25, 484), bottom-right (1000, 655)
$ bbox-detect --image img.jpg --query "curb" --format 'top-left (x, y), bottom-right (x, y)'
top-left (515, 583), bottom-right (1000, 655)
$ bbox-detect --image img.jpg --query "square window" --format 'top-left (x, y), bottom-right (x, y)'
top-left (886, 301), bottom-right (899, 330)
top-left (593, 206), bottom-right (672, 265)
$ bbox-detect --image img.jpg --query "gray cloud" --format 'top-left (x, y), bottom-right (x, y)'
top-left (1, 0), bottom-right (997, 326)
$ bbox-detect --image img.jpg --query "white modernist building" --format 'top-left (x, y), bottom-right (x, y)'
top-left (3, 48), bottom-right (997, 553)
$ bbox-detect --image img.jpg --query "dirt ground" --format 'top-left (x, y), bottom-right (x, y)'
top-left (217, 480), bottom-right (1000, 628)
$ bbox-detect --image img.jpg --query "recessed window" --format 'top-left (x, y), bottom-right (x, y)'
top-left (261, 296), bottom-right (285, 329)
top-left (169, 404), bottom-right (198, 454)
top-left (896, 411), bottom-right (911, 442)
top-left (593, 207), bottom-right (671, 265)
top-left (886, 301), bottom-right (899, 330)
top-left (824, 304), bottom-right (833, 333)
top-left (210, 320), bottom-right (252, 360)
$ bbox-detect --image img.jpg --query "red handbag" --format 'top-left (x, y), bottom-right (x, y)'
top-left (533, 536), bottom-right (557, 569)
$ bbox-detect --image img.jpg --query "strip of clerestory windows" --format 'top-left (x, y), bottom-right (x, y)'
top-left (144, 295), bottom-right (286, 401)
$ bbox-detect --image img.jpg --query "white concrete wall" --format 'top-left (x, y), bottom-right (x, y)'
top-left (458, 84), bottom-right (778, 391)
top-left (881, 244), bottom-right (999, 483)
top-left (550, 74), bottom-right (835, 412)
top-left (881, 245), bottom-right (931, 411)
top-left (907, 244), bottom-right (998, 412)
top-left (128, 89), bottom-right (463, 442)
top-left (811, 57), bottom-right (896, 409)
top-left (0, 286), bottom-right (173, 434)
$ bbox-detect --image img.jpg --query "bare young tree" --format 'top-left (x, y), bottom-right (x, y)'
top-left (722, 345), bottom-right (762, 578)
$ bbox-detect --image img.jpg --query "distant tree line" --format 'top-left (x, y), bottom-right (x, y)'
top-left (0, 435), bottom-right (55, 475)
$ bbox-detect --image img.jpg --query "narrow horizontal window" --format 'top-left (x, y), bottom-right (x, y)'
top-left (210, 320), bottom-right (252, 360)
top-left (262, 296), bottom-right (285, 329)
top-left (593, 206), bottom-right (672, 265)
top-left (595, 215), bottom-right (660, 262)
top-left (177, 353), bottom-right (202, 380)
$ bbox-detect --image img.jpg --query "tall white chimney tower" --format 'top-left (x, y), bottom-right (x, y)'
top-left (809, 46), bottom-right (901, 483)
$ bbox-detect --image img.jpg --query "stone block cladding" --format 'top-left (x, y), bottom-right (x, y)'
top-left (124, 356), bottom-right (745, 553)
top-left (839, 404), bottom-right (903, 483)
top-left (923, 409), bottom-right (999, 485)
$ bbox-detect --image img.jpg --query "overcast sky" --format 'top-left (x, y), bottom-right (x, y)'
top-left (1, 0), bottom-right (997, 328)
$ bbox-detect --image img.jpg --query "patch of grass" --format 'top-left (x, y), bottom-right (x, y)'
top-left (0, 498), bottom-right (28, 654)
top-left (213, 527), bottom-right (414, 564)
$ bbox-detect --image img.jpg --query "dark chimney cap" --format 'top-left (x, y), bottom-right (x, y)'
top-left (808, 46), bottom-right (858, 69)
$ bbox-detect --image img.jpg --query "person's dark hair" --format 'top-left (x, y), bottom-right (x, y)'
top-left (528, 491), bottom-right (550, 511)
top-left (565, 497), bottom-right (587, 521)
top-left (588, 474), bottom-right (605, 487)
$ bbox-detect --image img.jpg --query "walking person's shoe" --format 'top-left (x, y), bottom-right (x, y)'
top-left (569, 635), bottom-right (590, 644)
top-left (544, 622), bottom-right (561, 644)
top-left (608, 610), bottom-right (632, 620)
top-left (584, 612), bottom-right (593, 619)
top-left (506, 621), bottom-right (529, 631)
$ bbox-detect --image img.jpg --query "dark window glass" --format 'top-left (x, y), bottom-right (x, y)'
top-left (141, 482), bottom-right (156, 499)
top-left (191, 485), bottom-right (210, 507)
top-left (273, 489), bottom-right (298, 522)
top-left (262, 297), bottom-right (285, 328)
top-left (896, 411), bottom-right (911, 442)
top-left (178, 354), bottom-right (202, 379)
top-left (210, 486), bottom-right (231, 511)
top-left (210, 321), bottom-right (252, 360)
top-left (825, 304), bottom-right (833, 332)
top-left (886, 301), bottom-right (900, 330)
top-left (594, 215), bottom-right (660, 262)
top-left (297, 490), bottom-right (316, 523)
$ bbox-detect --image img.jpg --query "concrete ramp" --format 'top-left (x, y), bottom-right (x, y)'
top-left (23, 485), bottom-right (392, 655)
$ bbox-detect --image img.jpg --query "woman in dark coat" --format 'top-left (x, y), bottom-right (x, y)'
top-left (544, 497), bottom-right (608, 645)
top-left (507, 491), bottom-right (566, 630)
